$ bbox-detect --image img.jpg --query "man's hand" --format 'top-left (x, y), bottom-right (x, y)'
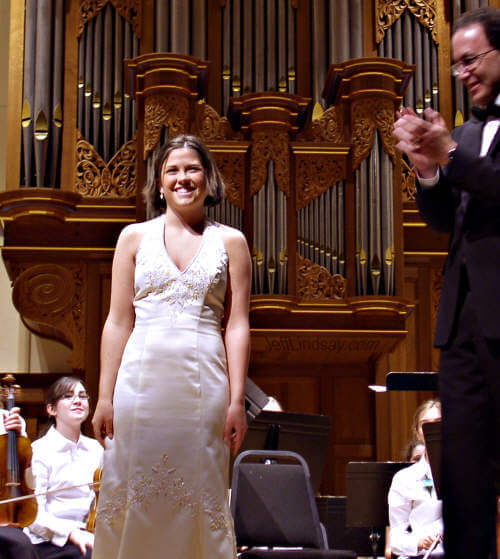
top-left (393, 107), bottom-right (456, 177)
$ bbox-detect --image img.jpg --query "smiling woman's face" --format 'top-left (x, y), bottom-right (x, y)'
top-left (159, 147), bottom-right (208, 212)
top-left (47, 381), bottom-right (89, 428)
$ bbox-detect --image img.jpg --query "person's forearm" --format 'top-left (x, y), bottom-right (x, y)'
top-left (98, 318), bottom-right (133, 401)
top-left (224, 324), bottom-right (250, 405)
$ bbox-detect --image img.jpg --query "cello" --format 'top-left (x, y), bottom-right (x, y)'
top-left (0, 374), bottom-right (37, 527)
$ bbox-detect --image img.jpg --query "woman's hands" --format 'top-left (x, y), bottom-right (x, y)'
top-left (69, 528), bottom-right (94, 555)
top-left (223, 401), bottom-right (247, 456)
top-left (91, 399), bottom-right (114, 447)
top-left (418, 532), bottom-right (442, 551)
top-left (2, 407), bottom-right (23, 434)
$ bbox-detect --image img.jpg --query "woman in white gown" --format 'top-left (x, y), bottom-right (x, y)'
top-left (91, 135), bottom-right (251, 559)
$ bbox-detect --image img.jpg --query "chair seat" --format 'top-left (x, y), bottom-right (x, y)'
top-left (239, 548), bottom-right (357, 558)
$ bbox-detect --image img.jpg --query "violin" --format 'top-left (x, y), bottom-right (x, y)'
top-left (0, 374), bottom-right (37, 527)
top-left (86, 466), bottom-right (102, 532)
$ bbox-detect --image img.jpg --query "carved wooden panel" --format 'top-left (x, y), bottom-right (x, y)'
top-left (75, 133), bottom-right (137, 197)
top-left (250, 130), bottom-right (290, 197)
top-left (295, 154), bottom-right (345, 210)
top-left (11, 262), bottom-right (86, 370)
top-left (296, 253), bottom-right (346, 301)
top-left (144, 93), bottom-right (190, 158)
top-left (78, 0), bottom-right (142, 37)
top-left (351, 97), bottom-right (397, 170)
top-left (375, 0), bottom-right (437, 44)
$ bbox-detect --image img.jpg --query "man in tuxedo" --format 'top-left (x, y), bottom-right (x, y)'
top-left (392, 7), bottom-right (499, 559)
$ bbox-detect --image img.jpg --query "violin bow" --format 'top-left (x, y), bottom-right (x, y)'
top-left (0, 479), bottom-right (100, 506)
top-left (422, 535), bottom-right (441, 559)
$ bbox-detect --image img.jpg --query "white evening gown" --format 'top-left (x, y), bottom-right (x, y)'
top-left (93, 214), bottom-right (236, 559)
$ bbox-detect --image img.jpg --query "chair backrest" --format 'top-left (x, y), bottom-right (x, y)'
top-left (231, 450), bottom-right (326, 549)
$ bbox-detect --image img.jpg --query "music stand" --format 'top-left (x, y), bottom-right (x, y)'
top-left (244, 377), bottom-right (269, 423)
top-left (346, 461), bottom-right (410, 559)
top-left (423, 420), bottom-right (442, 499)
top-left (386, 371), bottom-right (439, 391)
top-left (235, 410), bottom-right (331, 493)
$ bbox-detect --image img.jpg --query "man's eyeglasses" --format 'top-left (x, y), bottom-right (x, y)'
top-left (451, 48), bottom-right (496, 77)
top-left (61, 391), bottom-right (89, 401)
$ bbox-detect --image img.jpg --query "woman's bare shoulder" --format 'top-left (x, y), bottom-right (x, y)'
top-left (117, 220), bottom-right (155, 253)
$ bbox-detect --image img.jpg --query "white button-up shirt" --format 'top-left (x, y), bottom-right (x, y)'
top-left (25, 426), bottom-right (103, 547)
top-left (388, 455), bottom-right (444, 557)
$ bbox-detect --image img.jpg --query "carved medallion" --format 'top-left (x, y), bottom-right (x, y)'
top-left (144, 94), bottom-right (190, 158)
top-left (250, 130), bottom-right (290, 197)
top-left (296, 157), bottom-right (345, 210)
top-left (296, 253), bottom-right (346, 300)
top-left (75, 133), bottom-right (137, 197)
top-left (376, 0), bottom-right (437, 44)
top-left (78, 0), bottom-right (142, 38)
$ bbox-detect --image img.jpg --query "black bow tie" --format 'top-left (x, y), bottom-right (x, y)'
top-left (471, 103), bottom-right (500, 121)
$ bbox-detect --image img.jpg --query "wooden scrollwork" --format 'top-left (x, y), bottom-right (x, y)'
top-left (75, 133), bottom-right (137, 197)
top-left (212, 152), bottom-right (245, 210)
top-left (376, 0), bottom-right (437, 44)
top-left (310, 106), bottom-right (345, 144)
top-left (250, 130), bottom-right (290, 197)
top-left (296, 156), bottom-right (345, 210)
top-left (296, 253), bottom-right (346, 300)
top-left (78, 0), bottom-right (142, 38)
top-left (401, 157), bottom-right (416, 202)
top-left (351, 97), bottom-right (397, 170)
top-left (144, 94), bottom-right (190, 159)
top-left (195, 101), bottom-right (238, 142)
top-left (12, 263), bottom-right (86, 369)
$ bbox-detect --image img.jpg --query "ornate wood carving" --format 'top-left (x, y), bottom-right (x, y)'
top-left (295, 155), bottom-right (345, 210)
top-left (75, 133), bottom-right (137, 197)
top-left (195, 101), bottom-right (237, 142)
top-left (12, 263), bottom-right (86, 370)
top-left (250, 130), bottom-right (290, 197)
top-left (296, 253), bottom-right (346, 300)
top-left (375, 0), bottom-right (437, 44)
top-left (78, 0), bottom-right (142, 37)
top-left (309, 106), bottom-right (345, 144)
top-left (211, 151), bottom-right (246, 210)
top-left (144, 94), bottom-right (190, 159)
top-left (351, 97), bottom-right (397, 170)
top-left (401, 157), bottom-right (416, 202)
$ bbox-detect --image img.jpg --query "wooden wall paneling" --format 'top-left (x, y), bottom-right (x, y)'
top-left (5, 0), bottom-right (25, 190)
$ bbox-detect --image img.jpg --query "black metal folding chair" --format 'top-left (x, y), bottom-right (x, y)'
top-left (231, 450), bottom-right (357, 558)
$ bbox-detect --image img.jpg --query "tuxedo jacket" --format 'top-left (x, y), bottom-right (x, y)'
top-left (415, 116), bottom-right (500, 347)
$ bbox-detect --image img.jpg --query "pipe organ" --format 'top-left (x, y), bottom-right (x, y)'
top-left (1, 0), bottom-right (483, 493)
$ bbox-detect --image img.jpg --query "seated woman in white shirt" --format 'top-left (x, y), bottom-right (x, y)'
top-left (25, 376), bottom-right (103, 559)
top-left (0, 408), bottom-right (39, 559)
top-left (388, 399), bottom-right (443, 558)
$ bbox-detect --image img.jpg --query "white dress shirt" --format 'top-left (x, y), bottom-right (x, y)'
top-left (388, 455), bottom-right (444, 557)
top-left (25, 426), bottom-right (103, 547)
